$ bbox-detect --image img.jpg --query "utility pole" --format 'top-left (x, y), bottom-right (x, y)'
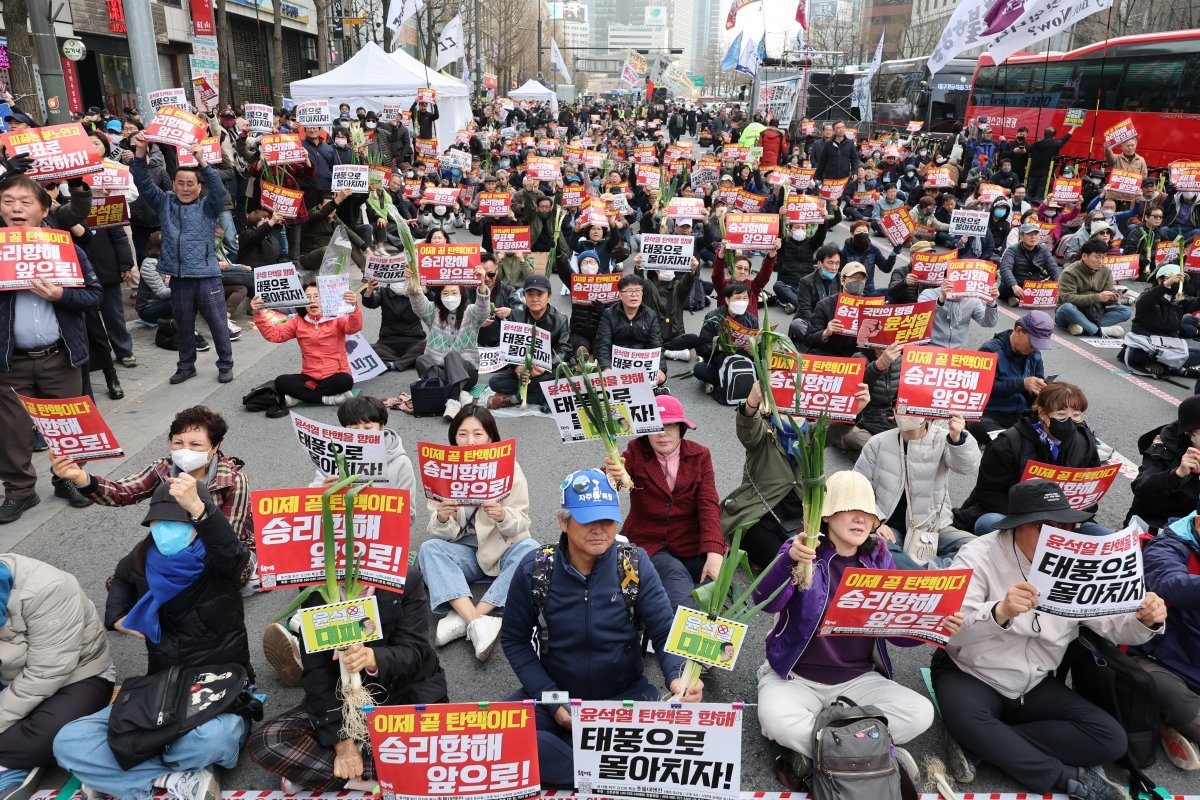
top-left (26, 0), bottom-right (69, 123)
top-left (121, 0), bottom-right (162, 119)
top-left (536, 1), bottom-right (543, 80)
top-left (473, 0), bottom-right (481, 95)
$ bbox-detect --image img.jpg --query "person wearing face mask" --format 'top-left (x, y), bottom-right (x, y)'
top-left (361, 269), bottom-right (427, 373)
top-left (919, 273), bottom-right (1000, 349)
top-left (1160, 189), bottom-right (1200, 242)
top-left (693, 283), bottom-right (758, 397)
top-left (1123, 206), bottom-right (1172, 280)
top-left (567, 251), bottom-right (620, 356)
top-left (802, 261), bottom-right (872, 359)
top-left (985, 197), bottom-right (1013, 259)
top-left (788, 246), bottom-right (845, 344)
top-left (840, 220), bottom-right (898, 296)
top-left (1126, 395), bottom-right (1200, 531)
top-left (236, 209), bottom-right (285, 269)
top-left (991, 157), bottom-right (1020, 192)
top-left (870, 183), bottom-right (906, 237)
top-left (53, 475), bottom-right (255, 800)
top-left (406, 265), bottom-right (491, 420)
top-left (772, 207), bottom-right (838, 316)
top-left (1001, 126), bottom-right (1031, 178)
top-left (711, 249), bottom-right (778, 317)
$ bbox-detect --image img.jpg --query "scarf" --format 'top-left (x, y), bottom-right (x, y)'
top-left (1031, 420), bottom-right (1060, 461)
top-left (0, 562), bottom-right (12, 627)
top-left (122, 538), bottom-right (207, 644)
top-left (769, 415), bottom-right (804, 465)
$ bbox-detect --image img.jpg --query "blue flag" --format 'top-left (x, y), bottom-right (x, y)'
top-left (721, 32), bottom-right (743, 71)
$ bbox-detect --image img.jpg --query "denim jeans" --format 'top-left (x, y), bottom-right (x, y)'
top-left (218, 209), bottom-right (238, 259)
top-left (53, 706), bottom-right (249, 800)
top-left (1054, 303), bottom-right (1131, 337)
top-left (772, 281), bottom-right (800, 309)
top-left (887, 526), bottom-right (977, 570)
top-left (418, 536), bottom-right (540, 613)
top-left (974, 512), bottom-right (1112, 537)
top-left (137, 298), bottom-right (173, 324)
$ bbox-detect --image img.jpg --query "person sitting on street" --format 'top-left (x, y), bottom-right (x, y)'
top-left (593, 273), bottom-right (666, 387)
top-left (487, 275), bottom-right (571, 413)
top-left (787, 244), bottom-right (842, 343)
top-left (802, 261), bottom-right (871, 358)
top-left (1055, 239), bottom-right (1132, 338)
top-left (694, 283), bottom-right (757, 397)
top-left (360, 257), bottom-right (427, 373)
top-left (919, 275), bottom-right (1000, 349)
top-left (566, 250), bottom-right (619, 355)
top-left (1125, 264), bottom-right (1200, 379)
top-left (969, 312), bottom-right (1050, 444)
top-left (772, 208), bottom-right (838, 315)
top-left (1127, 395), bottom-right (1200, 531)
top-left (475, 253), bottom-right (520, 349)
top-left (999, 223), bottom-right (1061, 306)
top-left (840, 219), bottom-right (898, 296)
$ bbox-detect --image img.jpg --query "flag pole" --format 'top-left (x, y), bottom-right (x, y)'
top-left (1086, 4), bottom-right (1113, 164)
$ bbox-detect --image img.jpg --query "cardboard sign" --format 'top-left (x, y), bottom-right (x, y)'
top-left (666, 197), bottom-right (707, 221)
top-left (1064, 107), bottom-right (1087, 127)
top-left (573, 702), bottom-right (741, 800)
top-left (975, 183), bottom-right (1006, 204)
top-left (769, 351), bottom-right (866, 422)
top-left (1050, 177), bottom-right (1083, 205)
top-left (423, 186), bottom-right (462, 207)
top-left (910, 249), bottom-right (957, 286)
top-left (526, 155), bottom-right (562, 182)
top-left (1029, 525), bottom-right (1144, 618)
top-left (499, 321), bottom-right (553, 371)
top-left (1104, 118), bottom-right (1138, 148)
top-left (83, 159), bottom-right (132, 191)
top-left (723, 213), bottom-right (779, 251)
top-left (364, 252), bottom-right (410, 283)
top-left (570, 273), bottom-right (621, 305)
top-left (0, 227), bottom-right (84, 289)
top-left (818, 568), bottom-right (972, 647)
top-left (316, 273), bottom-right (352, 319)
top-left (293, 100), bottom-right (332, 129)
top-left (923, 167), bottom-right (954, 188)
top-left (260, 133), bottom-right (308, 165)
top-left (253, 262), bottom-right (305, 308)
top-left (290, 411), bottom-right (388, 483)
top-left (544, 369), bottom-right (662, 443)
top-left (641, 234), bottom-right (695, 272)
top-left (1020, 461), bottom-right (1121, 510)
top-left (478, 191), bottom-right (512, 217)
top-left (880, 206), bottom-right (916, 247)
top-left (244, 103), bottom-right (273, 133)
top-left (299, 596), bottom-right (382, 654)
top-left (2, 123), bottom-right (101, 181)
top-left (147, 87), bottom-right (188, 112)
top-left (949, 209), bottom-right (989, 237)
top-left (1104, 253), bottom-right (1140, 282)
top-left (1106, 168), bottom-right (1143, 196)
top-left (786, 195), bottom-right (825, 225)
top-left (261, 181), bottom-right (304, 220)
top-left (144, 106), bottom-right (208, 149)
top-left (664, 607), bottom-right (747, 671)
top-left (634, 165), bottom-right (661, 191)
top-left (369, 164), bottom-right (393, 188)
top-left (819, 177), bottom-right (848, 201)
top-left (561, 185), bottom-right (585, 210)
top-left (417, 243), bottom-right (480, 285)
top-left (611, 346), bottom-right (660, 382)
top-left (490, 226), bottom-right (530, 254)
top-left (345, 332), bottom-right (388, 382)
top-left (369, 702), bottom-right (540, 800)
top-left (896, 346), bottom-right (998, 419)
top-left (331, 164), bottom-right (369, 193)
top-left (855, 300), bottom-right (936, 349)
top-left (417, 439), bottom-right (516, 504)
top-left (85, 195), bottom-right (128, 229)
top-left (18, 394), bottom-right (122, 461)
top-left (416, 87), bottom-right (436, 104)
top-left (403, 179), bottom-right (423, 200)
top-left (1018, 280), bottom-right (1058, 308)
top-left (832, 293), bottom-right (886, 337)
top-left (175, 137), bottom-right (222, 167)
top-left (946, 259), bottom-right (997, 303)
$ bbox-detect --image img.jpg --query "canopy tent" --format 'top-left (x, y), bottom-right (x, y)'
top-left (509, 79), bottom-right (558, 114)
top-left (289, 42), bottom-right (471, 154)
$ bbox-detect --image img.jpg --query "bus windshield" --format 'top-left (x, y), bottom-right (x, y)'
top-left (873, 58), bottom-right (974, 133)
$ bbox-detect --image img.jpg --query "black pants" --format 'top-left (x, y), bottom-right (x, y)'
top-left (417, 351), bottom-right (478, 398)
top-left (0, 675), bottom-right (112, 769)
top-left (275, 372), bottom-right (353, 405)
top-left (1128, 653), bottom-right (1200, 741)
top-left (931, 650), bottom-right (1126, 793)
top-left (968, 410), bottom-right (1023, 446)
top-left (374, 338), bottom-right (426, 372)
top-left (664, 333), bottom-right (700, 351)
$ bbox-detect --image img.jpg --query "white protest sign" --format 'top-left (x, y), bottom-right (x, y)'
top-left (253, 262), bottom-right (306, 309)
top-left (543, 369), bottom-right (663, 443)
top-left (290, 411), bottom-right (388, 483)
top-left (1028, 525), bottom-right (1144, 619)
top-left (478, 347), bottom-right (506, 374)
top-left (316, 273), bottom-right (352, 319)
top-left (148, 88), bottom-right (188, 112)
top-left (641, 234), bottom-right (695, 272)
top-left (949, 209), bottom-right (989, 238)
top-left (244, 103), bottom-right (273, 133)
top-left (611, 345), bottom-right (660, 382)
top-left (293, 100), bottom-right (332, 128)
top-left (345, 332), bottom-right (388, 382)
top-left (440, 148), bottom-right (472, 171)
top-left (499, 320), bottom-right (552, 371)
top-left (363, 252), bottom-right (409, 284)
top-left (331, 164), bottom-right (369, 193)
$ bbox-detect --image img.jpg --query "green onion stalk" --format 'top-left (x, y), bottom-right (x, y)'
top-left (785, 412), bottom-right (831, 590)
top-left (748, 305), bottom-right (798, 429)
top-left (394, 203), bottom-right (422, 296)
top-left (518, 326), bottom-right (535, 409)
top-left (555, 348), bottom-right (633, 489)
top-left (658, 167), bottom-right (675, 209)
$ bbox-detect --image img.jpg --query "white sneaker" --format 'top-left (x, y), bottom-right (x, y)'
top-left (1100, 324), bottom-right (1125, 338)
top-left (664, 348), bottom-right (692, 361)
top-left (459, 389), bottom-right (474, 406)
top-left (321, 391), bottom-right (354, 406)
top-left (284, 395), bottom-right (302, 407)
top-left (1067, 324), bottom-right (1084, 336)
top-left (443, 398), bottom-right (462, 420)
top-left (160, 768), bottom-right (220, 800)
top-left (892, 746), bottom-right (920, 784)
top-left (467, 614), bottom-right (503, 661)
top-left (227, 318), bottom-right (242, 334)
top-left (435, 610), bottom-right (468, 646)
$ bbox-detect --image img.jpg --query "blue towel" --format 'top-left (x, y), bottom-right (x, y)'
top-left (122, 539), bottom-right (207, 644)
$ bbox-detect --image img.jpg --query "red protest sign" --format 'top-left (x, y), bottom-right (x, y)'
top-left (260, 133), bottom-right (307, 165)
top-left (855, 300), bottom-right (936, 349)
top-left (417, 243), bottom-right (480, 285)
top-left (792, 167), bottom-right (816, 190)
top-left (369, 703), bottom-right (540, 800)
top-left (818, 568), bottom-right (972, 647)
top-left (478, 192), bottom-right (512, 217)
top-left (1050, 177), bottom-right (1083, 205)
top-left (977, 183), bottom-right (1007, 203)
top-left (633, 144), bottom-right (658, 164)
top-left (732, 188), bottom-right (767, 211)
top-left (570, 273), bottom-right (621, 304)
top-left (415, 138), bottom-right (438, 163)
top-left (769, 351), bottom-right (867, 422)
top-left (635, 164), bottom-right (661, 190)
top-left (423, 186), bottom-right (462, 207)
top-left (418, 440), bottom-right (516, 504)
top-left (1170, 160), bottom-right (1200, 192)
top-left (833, 293), bottom-right (886, 337)
top-left (724, 318), bottom-right (760, 350)
top-left (786, 195), bottom-right (825, 225)
top-left (897, 346), bottom-right (998, 418)
top-left (490, 226), bottom-right (530, 253)
top-left (1019, 280), bottom-right (1059, 308)
top-left (946, 259), bottom-right (997, 303)
top-left (526, 155), bottom-right (562, 181)
top-left (86, 195), bottom-right (129, 229)
top-left (724, 213), bottom-right (779, 251)
top-left (1186, 239), bottom-right (1200, 274)
top-left (1156, 239), bottom-right (1180, 266)
top-left (850, 190), bottom-right (878, 207)
top-left (880, 206), bottom-right (916, 248)
top-left (1, 123), bottom-right (101, 181)
top-left (144, 106), bottom-right (208, 149)
top-left (83, 159), bottom-right (133, 191)
top-left (1020, 461), bottom-right (1121, 510)
top-left (416, 87), bottom-right (437, 104)
top-left (0, 227), bottom-right (84, 290)
top-left (1104, 253), bottom-right (1140, 282)
top-left (176, 137), bottom-right (223, 168)
top-left (403, 179), bottom-right (423, 200)
top-left (923, 167), bottom-right (954, 188)
top-left (1104, 118), bottom-right (1138, 148)
top-left (907, 121), bottom-right (923, 132)
top-left (561, 185), bottom-right (585, 209)
top-left (910, 249), bottom-right (957, 286)
top-left (666, 197), bottom-right (707, 220)
top-left (819, 177), bottom-right (849, 201)
top-left (251, 487), bottom-right (411, 591)
top-left (1106, 169), bottom-right (1143, 196)
top-left (261, 182), bottom-right (304, 220)
top-left (19, 394), bottom-right (122, 461)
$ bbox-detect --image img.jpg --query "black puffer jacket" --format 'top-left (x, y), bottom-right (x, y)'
top-left (570, 299), bottom-right (617, 346)
top-left (82, 225), bottom-right (134, 286)
top-left (773, 220), bottom-right (832, 288)
top-left (858, 354), bottom-right (901, 435)
top-left (511, 304), bottom-right (571, 367)
top-left (594, 303), bottom-right (663, 369)
top-left (106, 505), bottom-right (252, 678)
top-left (1127, 422), bottom-right (1200, 529)
top-left (237, 221), bottom-right (283, 268)
top-left (1132, 282), bottom-right (1200, 337)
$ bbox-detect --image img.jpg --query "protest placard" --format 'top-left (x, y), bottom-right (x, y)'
top-left (0, 228), bottom-right (84, 290)
top-left (768, 352), bottom-right (865, 422)
top-left (1169, 160), bottom-right (1200, 192)
top-left (819, 177), bottom-right (848, 201)
top-left (906, 120), bottom-right (924, 132)
top-left (423, 186), bottom-right (462, 207)
top-left (855, 300), bottom-right (936, 349)
top-left (573, 701), bottom-right (741, 800)
top-left (949, 209), bottom-right (989, 237)
top-left (440, 149), bottom-right (472, 172)
top-left (790, 167), bottom-right (816, 190)
top-left (1106, 169), bottom-right (1143, 196)
top-left (818, 568), bottom-right (972, 647)
top-left (946, 259), bottom-right (997, 303)
top-left (1029, 525), bottom-right (1144, 618)
top-left (1187, 238), bottom-right (1200, 274)
top-left (570, 273), bottom-right (621, 305)
top-left (1064, 107), bottom-right (1087, 127)
top-left (478, 347), bottom-right (505, 374)
top-left (544, 370), bottom-right (662, 443)
top-left (417, 439), bottom-right (516, 504)
top-left (252, 486), bottom-right (409, 590)
top-left (290, 411), bottom-right (388, 483)
top-left (1104, 118), bottom-right (1138, 148)
top-left (667, 197), bottom-right (707, 220)
top-left (144, 106), bottom-right (208, 149)
top-left (832, 293), bottom-right (886, 337)
top-left (1104, 253), bottom-right (1140, 282)
top-left (86, 195), bottom-right (128, 229)
top-left (723, 213), bottom-right (779, 251)
top-left (641, 234), bottom-right (695, 272)
top-left (977, 183), bottom-right (1007, 204)
top-left (293, 100), bottom-right (332, 129)
top-left (1020, 461), bottom-right (1121, 510)
top-left (260, 133), bottom-right (308, 165)
top-left (665, 607), bottom-right (747, 671)
top-left (175, 137), bottom-right (223, 167)
top-left (369, 702), bottom-right (540, 800)
top-left (18, 394), bottom-right (122, 461)
top-left (780, 196), bottom-right (821, 227)
top-left (331, 164), bottom-right (369, 193)
top-left (316, 273), bottom-right (352, 319)
top-left (611, 346), bottom-right (660, 382)
top-left (253, 262), bottom-right (306, 309)
top-left (417, 243), bottom-right (480, 285)
top-left (1155, 239), bottom-right (1180, 266)
top-left (910, 248), bottom-right (957, 286)
top-left (561, 185), bottom-right (585, 210)
top-left (1018, 280), bottom-right (1059, 308)
top-left (416, 87), bottom-right (436, 104)
top-left (879, 206), bottom-right (916, 248)
top-left (850, 189), bottom-right (878, 207)
top-left (299, 596), bottom-right (383, 653)
top-left (1, 123), bottom-right (101, 181)
top-left (1050, 177), bottom-right (1083, 205)
top-left (731, 189), bottom-right (766, 212)
top-left (896, 346), bottom-right (998, 418)
top-left (498, 321), bottom-right (552, 371)
top-left (478, 192), bottom-right (513, 217)
top-left (635, 164), bottom-right (661, 191)
top-left (369, 164), bottom-right (393, 188)
top-left (491, 226), bottom-right (531, 254)
top-left (924, 167), bottom-right (954, 188)
top-left (403, 179), bottom-right (423, 200)
top-left (191, 77), bottom-right (218, 110)
top-left (244, 103), bottom-right (273, 133)
top-left (83, 159), bottom-right (132, 191)
top-left (148, 87), bottom-right (188, 112)
top-left (346, 332), bottom-right (388, 382)
top-left (415, 138), bottom-right (438, 162)
top-left (364, 252), bottom-right (410, 284)
top-left (768, 167), bottom-right (795, 188)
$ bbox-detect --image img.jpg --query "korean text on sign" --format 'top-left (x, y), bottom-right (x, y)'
top-left (364, 252), bottom-right (410, 284)
top-left (896, 346), bottom-right (998, 419)
top-left (18, 394), bottom-right (122, 461)
top-left (544, 369), bottom-right (663, 443)
top-left (299, 596), bottom-right (383, 653)
top-left (570, 273), bottom-right (621, 305)
top-left (417, 439), bottom-right (516, 504)
top-left (490, 226), bottom-right (531, 254)
top-left (911, 248), bottom-right (957, 286)
top-left (1020, 461), bottom-right (1121, 510)
top-left (855, 300), bottom-right (936, 349)
top-left (948, 209), bottom-right (989, 238)
top-left (143, 106), bottom-right (208, 149)
top-left (946, 259), bottom-right (997, 303)
top-left (0, 227), bottom-right (84, 290)
top-left (664, 607), bottom-right (747, 671)
top-left (1019, 280), bottom-right (1058, 308)
top-left (417, 243), bottom-right (480, 286)
top-left (1, 123), bottom-right (102, 181)
top-left (722, 213), bottom-right (779, 251)
top-left (290, 411), bottom-right (388, 483)
top-left (818, 568), bottom-right (972, 647)
top-left (770, 352), bottom-right (867, 422)
top-left (253, 262), bottom-right (306, 309)
top-left (832, 293), bottom-right (886, 337)
top-left (1028, 525), bottom-right (1144, 618)
top-left (346, 333), bottom-right (387, 383)
top-left (498, 321), bottom-right (552, 371)
top-left (611, 346), bottom-right (660, 382)
top-left (641, 234), bottom-right (695, 272)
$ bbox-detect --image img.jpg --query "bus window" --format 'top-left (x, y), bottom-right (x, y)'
top-left (993, 64), bottom-right (1037, 106)
top-left (1073, 59), bottom-right (1121, 111)
top-left (1039, 63), bottom-right (1083, 108)
top-left (974, 65), bottom-right (998, 97)
top-left (1171, 55), bottom-right (1200, 113)
top-left (1118, 55), bottom-right (1188, 113)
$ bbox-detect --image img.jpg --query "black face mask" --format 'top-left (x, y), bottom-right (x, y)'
top-left (852, 232), bottom-right (870, 246)
top-left (1047, 417), bottom-right (1076, 441)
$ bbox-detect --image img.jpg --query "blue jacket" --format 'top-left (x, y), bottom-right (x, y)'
top-left (979, 330), bottom-right (1044, 416)
top-left (1133, 515), bottom-right (1200, 691)
top-left (840, 239), bottom-right (897, 294)
top-left (131, 157), bottom-right (225, 279)
top-left (301, 139), bottom-right (335, 191)
top-left (500, 536), bottom-right (685, 699)
top-left (0, 244), bottom-right (103, 370)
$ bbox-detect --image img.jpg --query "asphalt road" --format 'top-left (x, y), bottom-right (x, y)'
top-left (8, 218), bottom-right (1200, 798)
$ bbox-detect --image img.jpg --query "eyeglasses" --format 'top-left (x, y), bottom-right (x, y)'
top-left (1048, 410), bottom-right (1085, 422)
top-left (1148, 213), bottom-right (1163, 219)
top-left (619, 289), bottom-right (643, 296)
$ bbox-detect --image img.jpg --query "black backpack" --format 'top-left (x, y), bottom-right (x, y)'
top-left (242, 381), bottom-right (283, 412)
top-left (529, 542), bottom-right (640, 655)
top-left (410, 373), bottom-right (450, 417)
top-left (810, 697), bottom-right (917, 800)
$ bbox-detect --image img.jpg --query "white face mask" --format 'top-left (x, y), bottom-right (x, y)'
top-left (580, 261), bottom-right (600, 275)
top-left (1191, 431), bottom-right (1200, 449)
top-left (894, 415), bottom-right (926, 432)
top-left (434, 205), bottom-right (448, 215)
top-left (791, 228), bottom-right (806, 241)
top-left (656, 270), bottom-right (673, 282)
top-left (334, 137), bottom-right (348, 147)
top-left (728, 299), bottom-right (750, 316)
top-left (441, 293), bottom-right (462, 311)
top-left (171, 448), bottom-right (211, 473)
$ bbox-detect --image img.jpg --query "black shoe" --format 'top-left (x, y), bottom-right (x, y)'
top-left (218, 368), bottom-right (234, 383)
top-left (227, 329), bottom-right (241, 342)
top-left (118, 354), bottom-right (137, 368)
top-left (31, 427), bottom-right (48, 453)
top-left (194, 334), bottom-right (211, 352)
top-left (53, 479), bottom-right (91, 509)
top-left (106, 373), bottom-right (124, 400)
top-left (0, 494), bottom-right (39, 524)
top-left (169, 368), bottom-right (197, 385)
top-left (1066, 767), bottom-right (1130, 800)
top-left (265, 405), bottom-right (291, 418)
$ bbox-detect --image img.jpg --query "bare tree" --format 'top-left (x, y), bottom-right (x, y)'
top-left (316, 0), bottom-right (332, 72)
top-left (3, 0), bottom-right (40, 120)
top-left (214, 0), bottom-right (236, 108)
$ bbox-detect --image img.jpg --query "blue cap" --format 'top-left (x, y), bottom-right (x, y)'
top-left (560, 469), bottom-right (621, 524)
top-left (577, 249), bottom-right (600, 268)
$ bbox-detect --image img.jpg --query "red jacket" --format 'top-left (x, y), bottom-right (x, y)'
top-left (619, 437), bottom-right (725, 558)
top-left (254, 306), bottom-right (363, 379)
top-left (759, 127), bottom-right (787, 168)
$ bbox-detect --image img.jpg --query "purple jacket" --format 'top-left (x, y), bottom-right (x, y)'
top-left (752, 536), bottom-right (922, 679)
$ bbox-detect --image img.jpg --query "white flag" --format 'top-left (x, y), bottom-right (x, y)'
top-left (866, 33), bottom-right (884, 79)
top-left (435, 14), bottom-right (465, 70)
top-left (735, 34), bottom-right (760, 77)
top-left (385, 0), bottom-right (423, 33)
top-left (987, 0), bottom-right (1113, 65)
top-left (927, 0), bottom-right (1002, 75)
top-left (550, 38), bottom-right (571, 82)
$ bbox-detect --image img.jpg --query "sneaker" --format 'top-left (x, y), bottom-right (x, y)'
top-left (262, 622), bottom-right (303, 687)
top-left (54, 479), bottom-right (91, 509)
top-left (80, 784), bottom-right (108, 800)
top-left (459, 389), bottom-right (474, 406)
top-left (435, 610), bottom-right (468, 646)
top-left (280, 778), bottom-right (301, 796)
top-left (443, 398), bottom-right (461, 420)
top-left (467, 615), bottom-right (503, 661)
top-left (487, 393), bottom-right (516, 410)
top-left (1161, 724), bottom-right (1200, 770)
top-left (194, 334), bottom-right (211, 352)
top-left (217, 369), bottom-right (234, 383)
top-left (118, 354), bottom-right (137, 368)
top-left (321, 391), bottom-right (354, 406)
top-left (227, 329), bottom-right (241, 342)
top-left (1181, 365), bottom-right (1200, 379)
top-left (1067, 323), bottom-right (1085, 336)
top-left (663, 348), bottom-right (692, 361)
top-left (0, 767), bottom-right (39, 800)
top-left (787, 750), bottom-right (812, 778)
top-left (227, 319), bottom-right (242, 334)
top-left (0, 494), bottom-right (40, 525)
top-left (1100, 324), bottom-right (1125, 338)
top-left (160, 768), bottom-right (220, 800)
top-left (782, 302), bottom-right (797, 315)
top-left (892, 746), bottom-right (920, 784)
top-left (1066, 766), bottom-right (1131, 800)
top-left (284, 395), bottom-right (302, 407)
top-left (169, 368), bottom-right (197, 385)
top-left (31, 427), bottom-right (48, 453)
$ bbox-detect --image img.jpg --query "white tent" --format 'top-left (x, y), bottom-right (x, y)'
top-left (289, 42), bottom-right (471, 153)
top-left (509, 79), bottom-right (558, 114)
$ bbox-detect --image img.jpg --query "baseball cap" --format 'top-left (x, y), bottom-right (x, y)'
top-left (522, 274), bottom-right (552, 294)
top-left (992, 478), bottom-right (1091, 530)
top-left (560, 469), bottom-right (622, 524)
top-left (1017, 310), bottom-right (1054, 350)
top-left (4, 110), bottom-right (36, 127)
top-left (1019, 222), bottom-right (1041, 234)
top-left (106, 119), bottom-right (123, 133)
top-left (841, 261), bottom-right (868, 278)
top-left (656, 395), bottom-right (696, 430)
top-left (141, 481), bottom-right (212, 527)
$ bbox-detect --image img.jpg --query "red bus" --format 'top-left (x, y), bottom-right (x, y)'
top-left (964, 29), bottom-right (1200, 168)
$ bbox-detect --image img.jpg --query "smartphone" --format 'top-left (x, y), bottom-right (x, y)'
top-left (1046, 374), bottom-right (1059, 383)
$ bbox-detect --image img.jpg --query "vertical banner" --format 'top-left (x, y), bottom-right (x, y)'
top-left (18, 394), bottom-right (123, 460)
top-left (1028, 525), bottom-right (1144, 618)
top-left (190, 0), bottom-right (216, 36)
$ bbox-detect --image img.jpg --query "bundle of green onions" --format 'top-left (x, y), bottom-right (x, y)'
top-left (747, 306), bottom-right (798, 428)
top-left (555, 349), bottom-right (633, 489)
top-left (785, 411), bottom-right (831, 589)
top-left (518, 324), bottom-right (537, 409)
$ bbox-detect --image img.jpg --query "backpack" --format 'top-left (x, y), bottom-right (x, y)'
top-left (717, 353), bottom-right (756, 406)
top-left (529, 542), bottom-right (640, 655)
top-left (686, 276), bottom-right (708, 312)
top-left (810, 697), bottom-right (917, 800)
top-left (242, 381), bottom-right (282, 412)
top-left (410, 373), bottom-right (450, 417)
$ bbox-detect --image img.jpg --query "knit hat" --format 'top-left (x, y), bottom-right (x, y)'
top-left (577, 250), bottom-right (600, 269)
top-left (820, 471), bottom-right (879, 524)
top-left (1178, 395), bottom-right (1200, 434)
